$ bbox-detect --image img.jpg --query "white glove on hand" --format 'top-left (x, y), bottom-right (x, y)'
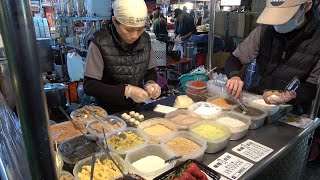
top-left (263, 90), bottom-right (297, 105)
top-left (125, 85), bottom-right (150, 103)
top-left (145, 82), bottom-right (161, 99)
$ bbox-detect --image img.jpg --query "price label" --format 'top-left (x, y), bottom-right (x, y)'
top-left (208, 153), bottom-right (253, 180)
top-left (232, 140), bottom-right (273, 162)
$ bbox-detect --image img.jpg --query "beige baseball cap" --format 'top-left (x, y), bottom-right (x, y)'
top-left (112, 0), bottom-right (148, 27)
top-left (257, 0), bottom-right (307, 25)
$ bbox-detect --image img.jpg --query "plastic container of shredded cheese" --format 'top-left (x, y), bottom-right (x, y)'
top-left (73, 152), bottom-right (127, 180)
top-left (212, 112), bottom-right (251, 141)
top-left (189, 120), bottom-right (231, 153)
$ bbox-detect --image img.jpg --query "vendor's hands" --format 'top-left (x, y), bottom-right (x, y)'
top-left (145, 83), bottom-right (161, 99)
top-left (125, 85), bottom-right (150, 103)
top-left (226, 76), bottom-right (244, 99)
top-left (263, 90), bottom-right (297, 105)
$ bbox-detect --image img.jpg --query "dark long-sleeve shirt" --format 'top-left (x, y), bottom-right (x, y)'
top-left (83, 43), bottom-right (157, 113)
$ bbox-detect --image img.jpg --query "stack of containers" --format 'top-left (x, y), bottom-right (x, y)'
top-left (185, 80), bottom-right (207, 101)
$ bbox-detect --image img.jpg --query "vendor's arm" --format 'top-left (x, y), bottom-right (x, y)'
top-left (293, 60), bottom-right (320, 113)
top-left (83, 43), bottom-right (127, 105)
top-left (181, 18), bottom-right (197, 41)
top-left (225, 25), bottom-right (262, 99)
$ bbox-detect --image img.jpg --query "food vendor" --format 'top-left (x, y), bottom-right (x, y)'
top-left (225, 0), bottom-right (320, 114)
top-left (174, 8), bottom-right (197, 41)
top-left (83, 0), bottom-right (161, 114)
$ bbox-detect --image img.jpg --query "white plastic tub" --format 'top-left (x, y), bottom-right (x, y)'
top-left (206, 95), bottom-right (237, 111)
top-left (164, 109), bottom-right (203, 130)
top-left (232, 106), bottom-right (267, 129)
top-left (161, 131), bottom-right (207, 162)
top-left (106, 128), bottom-right (148, 156)
top-left (73, 152), bottom-right (127, 180)
top-left (189, 120), bottom-right (230, 153)
top-left (137, 118), bottom-right (177, 144)
top-left (187, 102), bottom-right (222, 120)
top-left (86, 115), bottom-right (127, 139)
top-left (212, 112), bottom-right (251, 141)
top-left (125, 144), bottom-right (176, 180)
top-left (247, 96), bottom-right (280, 116)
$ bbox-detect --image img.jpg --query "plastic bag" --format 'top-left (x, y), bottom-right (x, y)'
top-left (207, 73), bottom-right (228, 97)
top-left (0, 92), bottom-right (31, 180)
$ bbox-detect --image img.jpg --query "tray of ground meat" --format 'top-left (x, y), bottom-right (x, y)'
top-left (165, 109), bottom-right (203, 130)
top-left (86, 115), bottom-right (127, 139)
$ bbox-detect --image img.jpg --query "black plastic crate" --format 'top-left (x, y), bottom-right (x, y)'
top-left (154, 159), bottom-right (221, 180)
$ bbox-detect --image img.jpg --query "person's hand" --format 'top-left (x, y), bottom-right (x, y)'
top-left (263, 90), bottom-right (296, 105)
top-left (181, 36), bottom-right (187, 41)
top-left (125, 85), bottom-right (150, 103)
top-left (226, 76), bottom-right (244, 99)
top-left (145, 83), bottom-right (161, 99)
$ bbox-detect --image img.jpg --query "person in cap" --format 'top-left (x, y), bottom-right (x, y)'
top-left (225, 0), bottom-right (320, 114)
top-left (174, 8), bottom-right (197, 41)
top-left (83, 0), bottom-right (161, 114)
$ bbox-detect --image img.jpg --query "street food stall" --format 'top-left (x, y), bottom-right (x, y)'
top-left (0, 0), bottom-right (319, 180)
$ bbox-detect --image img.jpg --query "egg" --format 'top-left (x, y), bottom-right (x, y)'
top-left (121, 113), bottom-right (128, 119)
top-left (134, 121), bottom-right (140, 126)
top-left (138, 115), bottom-right (144, 121)
top-left (129, 118), bottom-right (136, 123)
top-left (129, 111), bottom-right (135, 116)
top-left (134, 113), bottom-right (140, 118)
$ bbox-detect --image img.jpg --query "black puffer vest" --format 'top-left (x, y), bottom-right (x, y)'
top-left (251, 15), bottom-right (320, 94)
top-left (92, 25), bottom-right (151, 87)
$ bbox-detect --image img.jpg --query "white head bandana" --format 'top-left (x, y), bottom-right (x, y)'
top-left (112, 0), bottom-right (148, 27)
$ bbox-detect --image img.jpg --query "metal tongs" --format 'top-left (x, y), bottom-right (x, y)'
top-left (83, 106), bottom-right (117, 125)
top-left (164, 155), bottom-right (182, 163)
top-left (83, 106), bottom-right (127, 139)
top-left (236, 98), bottom-right (249, 113)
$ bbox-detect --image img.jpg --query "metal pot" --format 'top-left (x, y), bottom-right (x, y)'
top-left (44, 83), bottom-right (67, 108)
top-left (183, 41), bottom-right (197, 67)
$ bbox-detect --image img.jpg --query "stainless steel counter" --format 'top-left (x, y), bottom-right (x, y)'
top-left (131, 95), bottom-right (320, 180)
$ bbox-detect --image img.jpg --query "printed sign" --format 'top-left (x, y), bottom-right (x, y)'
top-left (232, 140), bottom-right (274, 162)
top-left (208, 153), bottom-right (253, 180)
